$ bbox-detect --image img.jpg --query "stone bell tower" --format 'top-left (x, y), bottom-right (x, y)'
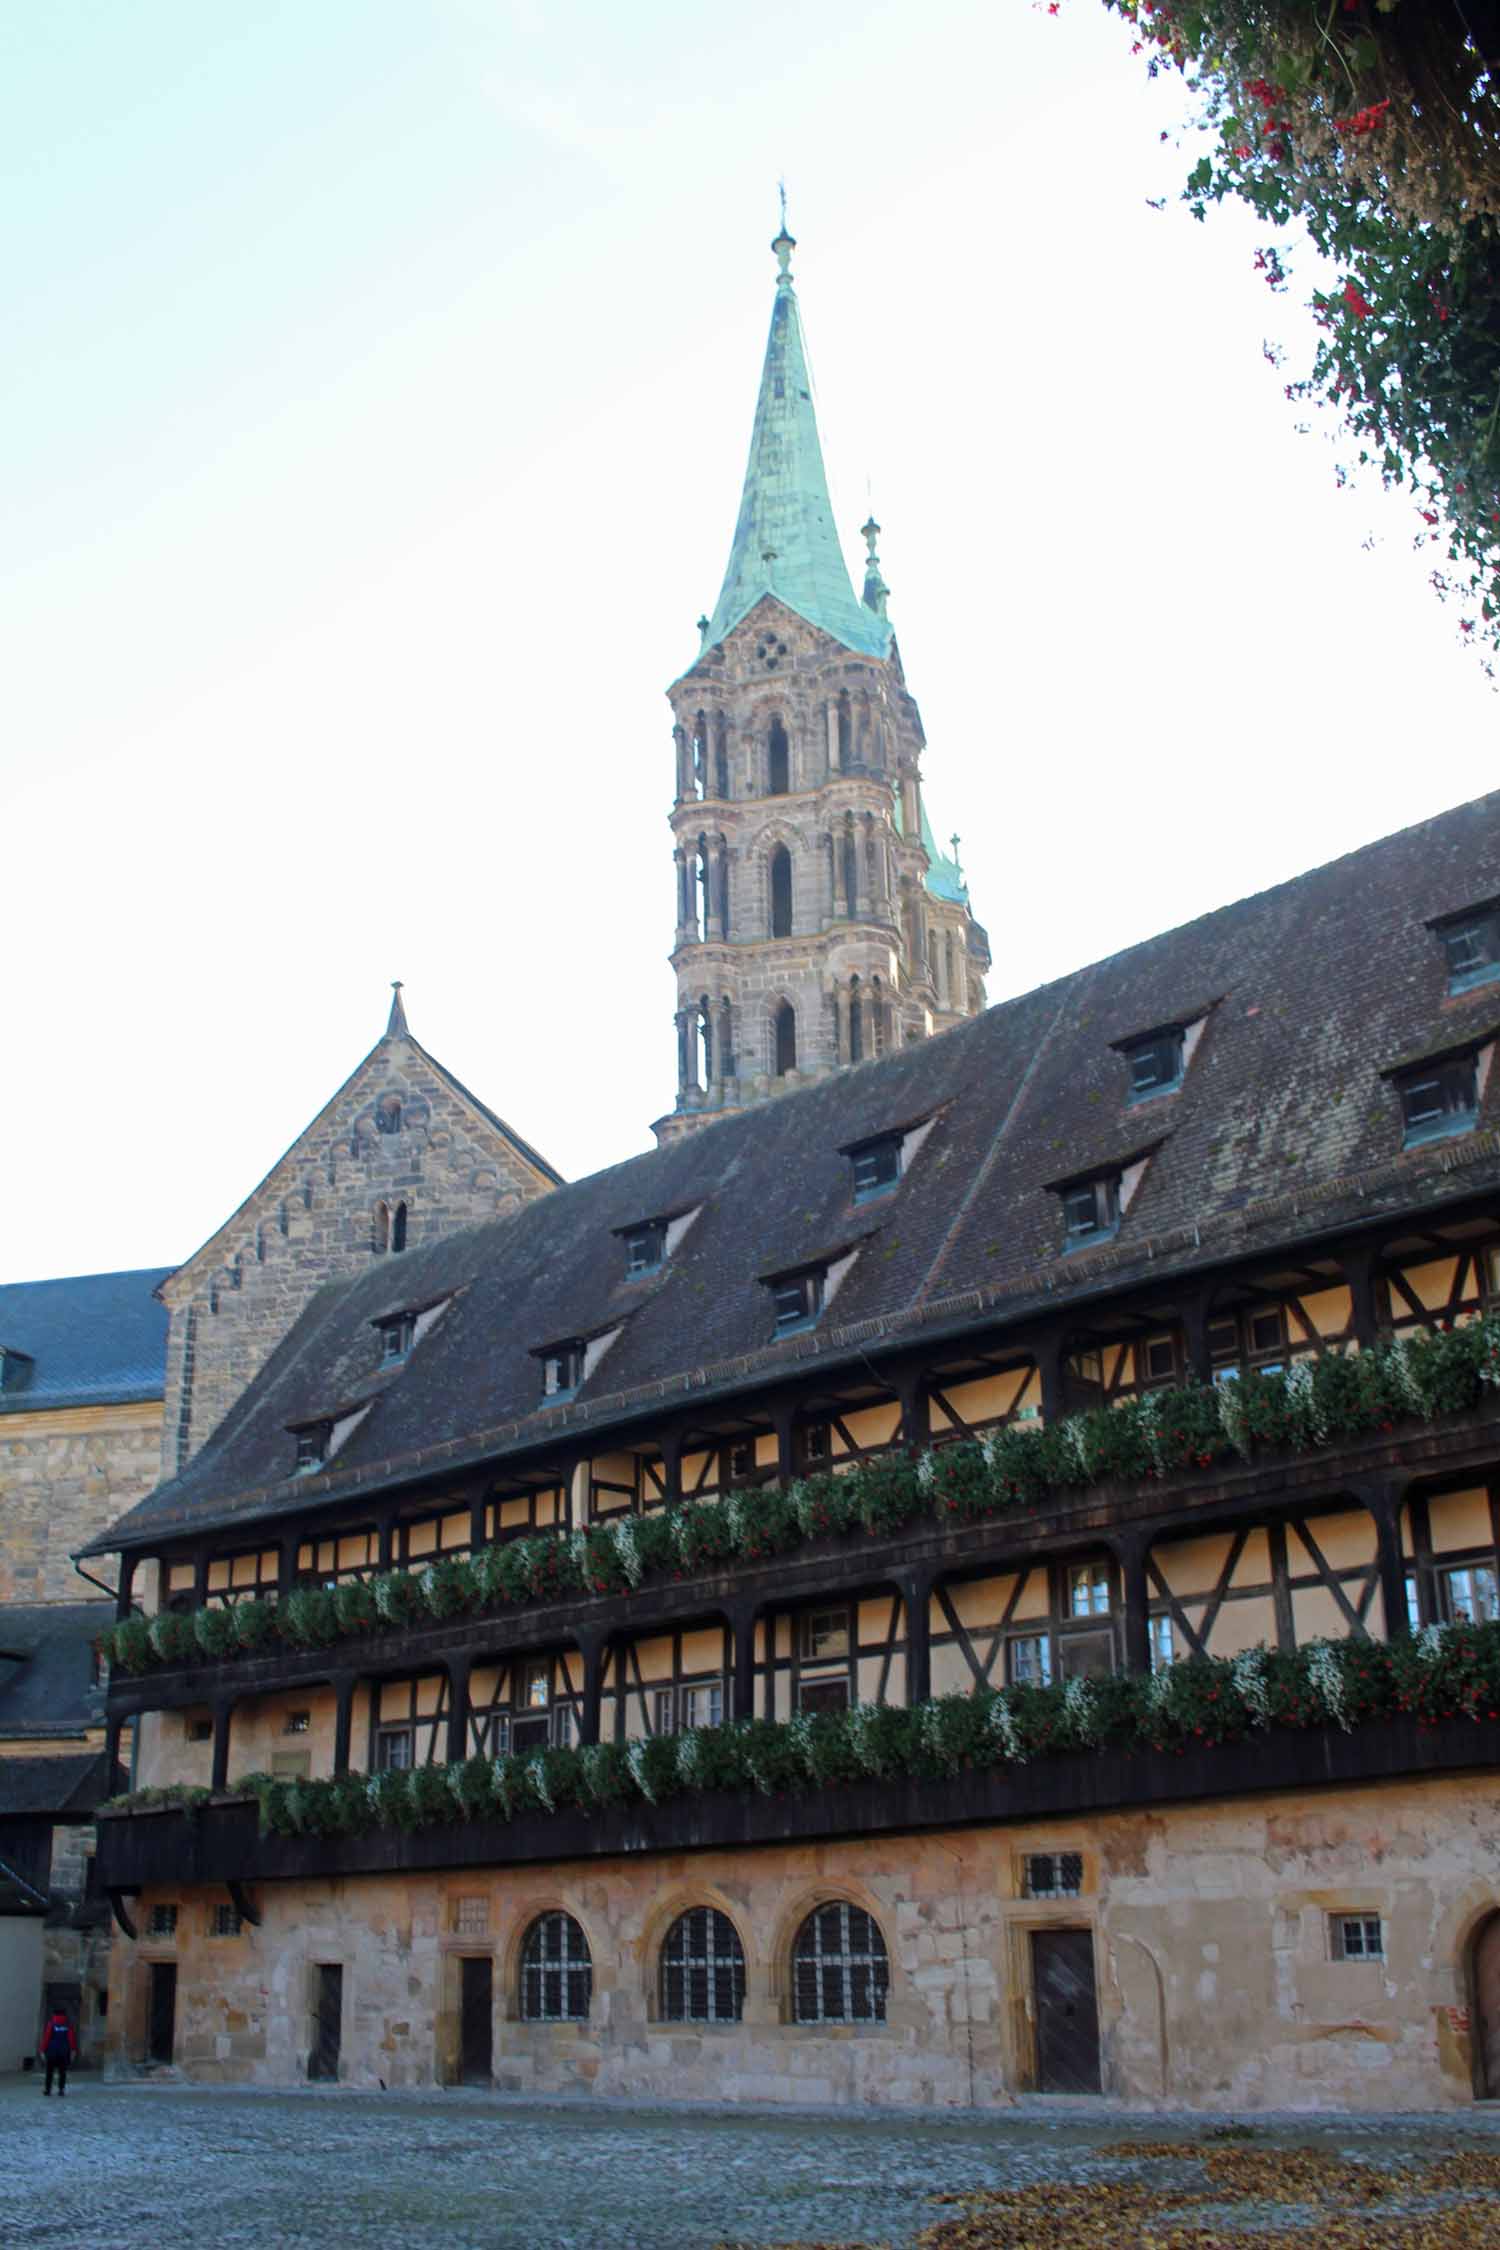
top-left (652, 223), bottom-right (990, 1144)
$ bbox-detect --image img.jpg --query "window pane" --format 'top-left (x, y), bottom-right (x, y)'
top-left (791, 1901), bottom-right (889, 2023)
top-left (1009, 1634), bottom-right (1052, 1687)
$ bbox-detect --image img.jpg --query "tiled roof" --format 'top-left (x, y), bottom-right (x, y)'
top-left (0, 1749), bottom-right (114, 1821)
top-left (0, 1603), bottom-right (113, 1734)
top-left (87, 789), bottom-right (1500, 1556)
top-left (0, 1270), bottom-right (170, 1414)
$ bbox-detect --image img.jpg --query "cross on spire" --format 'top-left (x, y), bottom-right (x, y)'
top-left (386, 981), bottom-right (409, 1039)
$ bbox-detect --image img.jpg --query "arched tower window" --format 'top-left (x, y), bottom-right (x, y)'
top-left (695, 995), bottom-right (713, 1086)
top-left (391, 1201), bottom-right (408, 1253)
top-left (373, 1202), bottom-right (390, 1255)
top-left (376, 1095), bottom-right (402, 1135)
top-left (697, 833), bottom-right (711, 934)
top-left (718, 995), bottom-right (735, 1081)
top-left (872, 975), bottom-right (886, 1055)
top-left (948, 930), bottom-right (962, 1010)
top-left (837, 691), bottom-right (852, 769)
top-left (848, 976), bottom-right (863, 1064)
top-left (774, 1000), bottom-right (797, 1077)
top-left (769, 845), bottom-right (793, 939)
top-left (714, 714), bottom-right (729, 801)
top-left (841, 820), bottom-right (859, 919)
top-left (692, 712), bottom-right (709, 797)
top-left (768, 718), bottom-right (789, 796)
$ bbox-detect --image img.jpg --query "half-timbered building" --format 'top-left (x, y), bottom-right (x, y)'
top-left (87, 784), bottom-right (1500, 2109)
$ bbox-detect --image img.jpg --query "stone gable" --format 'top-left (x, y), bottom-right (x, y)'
top-left (158, 1027), bottom-right (557, 1476)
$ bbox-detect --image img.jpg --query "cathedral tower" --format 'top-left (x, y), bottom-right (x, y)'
top-left (654, 227), bottom-right (989, 1143)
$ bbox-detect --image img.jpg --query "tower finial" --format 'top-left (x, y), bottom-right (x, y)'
top-left (771, 187), bottom-right (795, 285)
top-left (860, 515), bottom-right (889, 618)
top-left (386, 980), bottom-right (409, 1039)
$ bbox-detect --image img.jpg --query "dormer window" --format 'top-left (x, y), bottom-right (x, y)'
top-left (542, 1342), bottom-right (585, 1399)
top-left (623, 1220), bottom-right (666, 1277)
top-left (849, 1133), bottom-right (901, 1201)
top-left (1060, 1173), bottom-right (1121, 1248)
top-left (293, 1424), bottom-right (330, 1473)
top-left (1431, 902), bottom-right (1500, 994)
top-left (0, 1347), bottom-right (34, 1395)
top-left (1123, 1027), bottom-right (1184, 1100)
top-left (378, 1314), bottom-right (416, 1364)
top-left (770, 1268), bottom-right (824, 1335)
top-left (1397, 1051), bottom-right (1480, 1146)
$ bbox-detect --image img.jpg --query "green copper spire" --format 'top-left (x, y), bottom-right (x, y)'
top-left (703, 228), bottom-right (893, 660)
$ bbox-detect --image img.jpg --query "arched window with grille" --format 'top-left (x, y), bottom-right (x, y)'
top-left (520, 1911), bottom-right (592, 2022)
top-left (774, 999), bottom-right (797, 1077)
top-left (391, 1201), bottom-right (408, 1253)
top-left (791, 1900), bottom-right (889, 2023)
top-left (769, 844), bottom-right (793, 938)
top-left (660, 1907), bottom-right (746, 2023)
top-left (768, 717), bottom-right (789, 795)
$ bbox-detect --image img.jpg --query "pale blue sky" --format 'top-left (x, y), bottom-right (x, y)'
top-left (4, 1), bottom-right (1494, 1281)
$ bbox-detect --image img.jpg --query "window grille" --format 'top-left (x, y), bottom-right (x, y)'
top-left (520, 1912), bottom-right (592, 2022)
top-left (209, 1903), bottom-right (244, 1939)
top-left (1022, 1852), bottom-right (1084, 1899)
top-left (453, 1896), bottom-right (489, 1937)
top-left (148, 1904), bottom-right (179, 1940)
top-left (1330, 1914), bottom-right (1383, 1961)
top-left (660, 1907), bottom-right (745, 2023)
top-left (791, 1901), bottom-right (889, 2024)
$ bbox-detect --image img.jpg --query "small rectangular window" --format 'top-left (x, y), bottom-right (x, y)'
top-left (1008, 1634), bottom-right (1053, 1688)
top-left (1022, 1851), bottom-right (1084, 1898)
top-left (148, 1904), bottom-right (179, 1940)
top-left (850, 1136), bottom-right (901, 1200)
top-left (1330, 1914), bottom-right (1383, 1961)
top-left (523, 1660), bottom-right (550, 1709)
top-left (283, 1710), bottom-right (311, 1735)
top-left (682, 1680), bottom-right (723, 1730)
top-left (624, 1222), bottom-right (666, 1276)
top-left (1399, 1054), bottom-right (1479, 1146)
top-left (379, 1315), bottom-right (416, 1363)
top-left (184, 1717), bottom-right (212, 1744)
top-left (1068, 1561), bottom-right (1111, 1618)
top-left (1441, 1563), bottom-right (1500, 1625)
top-left (510, 1713), bottom-right (548, 1755)
top-left (375, 1727), bottom-right (414, 1771)
top-left (772, 1271), bottom-right (823, 1333)
top-left (801, 1607), bottom-right (851, 1661)
top-left (1124, 1028), bottom-right (1184, 1099)
top-left (1059, 1628), bottom-right (1116, 1681)
top-left (294, 1426), bottom-right (328, 1472)
top-left (1248, 1307), bottom-right (1286, 1360)
top-left (209, 1903), bottom-right (244, 1939)
top-left (1142, 1333), bottom-right (1178, 1386)
top-left (453, 1895), bottom-right (489, 1937)
top-left (797, 1675), bottom-right (850, 1715)
top-left (653, 1687), bottom-right (675, 1735)
top-left (802, 1421), bottom-right (831, 1464)
top-left (543, 1344), bottom-right (583, 1397)
top-left (1061, 1175), bottom-right (1120, 1246)
top-left (728, 1439), bottom-right (756, 1479)
top-left (1439, 907), bottom-right (1500, 992)
top-left (1149, 1613), bottom-right (1176, 1671)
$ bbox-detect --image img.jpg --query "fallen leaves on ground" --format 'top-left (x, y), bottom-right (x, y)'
top-left (913, 2141), bottom-right (1500, 2249)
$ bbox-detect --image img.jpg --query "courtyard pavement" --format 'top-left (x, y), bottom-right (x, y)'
top-left (3, 2076), bottom-right (1499, 2250)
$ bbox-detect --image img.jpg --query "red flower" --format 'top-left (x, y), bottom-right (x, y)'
top-left (1342, 280), bottom-right (1374, 319)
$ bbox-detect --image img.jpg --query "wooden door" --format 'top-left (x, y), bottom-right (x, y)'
top-left (147, 1963), bottom-right (176, 2065)
top-left (1031, 1928), bottom-right (1101, 2093)
top-left (309, 1964), bottom-right (343, 2082)
top-left (1475, 1914), bottom-right (1500, 2097)
top-left (459, 1957), bottom-right (493, 2085)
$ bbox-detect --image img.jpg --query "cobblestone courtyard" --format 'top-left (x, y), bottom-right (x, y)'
top-left (4, 2080), bottom-right (1499, 2250)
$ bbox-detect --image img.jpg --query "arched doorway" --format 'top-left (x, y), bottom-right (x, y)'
top-left (1473, 1912), bottom-right (1500, 2095)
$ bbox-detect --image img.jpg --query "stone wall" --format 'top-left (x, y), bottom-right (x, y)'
top-left (102, 1773), bottom-right (1499, 2109)
top-left (159, 1029), bottom-right (556, 1476)
top-left (0, 1403), bottom-right (162, 1604)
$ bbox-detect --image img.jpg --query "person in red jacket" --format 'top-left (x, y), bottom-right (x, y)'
top-left (39, 2010), bottom-right (77, 2097)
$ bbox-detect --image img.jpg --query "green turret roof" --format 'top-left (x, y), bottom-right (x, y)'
top-left (703, 231), bottom-right (893, 661)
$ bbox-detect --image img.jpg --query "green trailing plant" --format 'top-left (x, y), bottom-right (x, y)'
top-left (96, 1316), bottom-right (1500, 1680)
top-left (101, 1617), bottom-right (1500, 1840)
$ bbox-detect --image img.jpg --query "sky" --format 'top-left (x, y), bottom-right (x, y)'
top-left (3, 0), bottom-right (1495, 1285)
